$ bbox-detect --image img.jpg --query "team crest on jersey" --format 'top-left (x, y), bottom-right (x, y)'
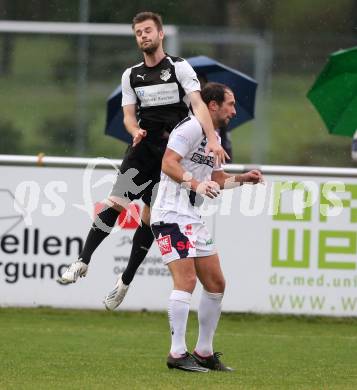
top-left (200, 138), bottom-right (208, 148)
top-left (160, 68), bottom-right (171, 82)
top-left (199, 137), bottom-right (208, 152)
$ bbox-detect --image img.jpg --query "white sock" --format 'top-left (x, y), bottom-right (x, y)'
top-left (195, 289), bottom-right (224, 357)
top-left (168, 289), bottom-right (192, 357)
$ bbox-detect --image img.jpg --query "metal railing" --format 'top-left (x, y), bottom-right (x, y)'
top-left (1, 154), bottom-right (357, 177)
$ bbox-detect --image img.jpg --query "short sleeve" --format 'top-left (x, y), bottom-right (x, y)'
top-left (121, 68), bottom-right (137, 106)
top-left (175, 59), bottom-right (201, 95)
top-left (167, 117), bottom-right (202, 158)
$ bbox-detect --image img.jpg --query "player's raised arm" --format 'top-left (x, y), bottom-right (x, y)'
top-left (189, 91), bottom-right (230, 165)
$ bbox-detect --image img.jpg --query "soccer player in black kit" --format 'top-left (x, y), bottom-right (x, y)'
top-left (57, 11), bottom-right (228, 310)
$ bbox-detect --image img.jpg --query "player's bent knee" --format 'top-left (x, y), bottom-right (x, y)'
top-left (188, 274), bottom-right (198, 290)
top-left (216, 278), bottom-right (226, 293)
top-left (107, 196), bottom-right (125, 212)
top-left (141, 204), bottom-right (151, 225)
top-left (205, 276), bottom-right (225, 294)
top-left (185, 274), bottom-right (197, 292)
top-left (176, 274), bottom-right (197, 292)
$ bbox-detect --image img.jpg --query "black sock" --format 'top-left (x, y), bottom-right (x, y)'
top-left (79, 206), bottom-right (120, 264)
top-left (122, 222), bottom-right (154, 285)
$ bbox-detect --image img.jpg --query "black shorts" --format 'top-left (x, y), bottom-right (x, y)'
top-left (110, 141), bottom-right (165, 206)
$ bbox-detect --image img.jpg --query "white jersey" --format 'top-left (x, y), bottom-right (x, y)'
top-left (151, 116), bottom-right (222, 224)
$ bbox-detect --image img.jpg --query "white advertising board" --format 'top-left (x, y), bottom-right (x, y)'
top-left (1, 160), bottom-right (357, 316)
top-left (0, 161), bottom-right (209, 311)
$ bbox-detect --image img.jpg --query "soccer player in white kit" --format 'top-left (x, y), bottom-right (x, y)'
top-left (57, 12), bottom-right (228, 310)
top-left (151, 82), bottom-right (264, 372)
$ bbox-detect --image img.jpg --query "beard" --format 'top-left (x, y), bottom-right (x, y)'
top-left (140, 39), bottom-right (160, 54)
top-left (217, 118), bottom-right (230, 129)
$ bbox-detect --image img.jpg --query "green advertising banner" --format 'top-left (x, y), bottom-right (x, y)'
top-left (215, 175), bottom-right (357, 316)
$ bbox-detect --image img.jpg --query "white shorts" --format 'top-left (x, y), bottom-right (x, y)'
top-left (151, 221), bottom-right (216, 265)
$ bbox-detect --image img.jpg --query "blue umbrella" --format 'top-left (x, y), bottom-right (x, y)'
top-left (105, 55), bottom-right (258, 142)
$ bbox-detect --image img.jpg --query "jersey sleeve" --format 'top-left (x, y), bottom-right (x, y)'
top-left (167, 118), bottom-right (201, 158)
top-left (175, 59), bottom-right (201, 95)
top-left (121, 68), bottom-right (137, 106)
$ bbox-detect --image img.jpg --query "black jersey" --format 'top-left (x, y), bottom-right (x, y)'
top-left (121, 54), bottom-right (200, 142)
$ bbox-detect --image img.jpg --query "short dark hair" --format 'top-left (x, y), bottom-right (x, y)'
top-left (201, 82), bottom-right (233, 106)
top-left (132, 11), bottom-right (163, 31)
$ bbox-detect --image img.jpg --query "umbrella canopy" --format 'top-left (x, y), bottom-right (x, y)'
top-left (307, 46), bottom-right (357, 137)
top-left (105, 55), bottom-right (257, 142)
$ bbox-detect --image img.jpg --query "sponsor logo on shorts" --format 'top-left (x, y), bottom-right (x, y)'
top-left (205, 238), bottom-right (214, 245)
top-left (185, 224), bottom-right (192, 235)
top-left (157, 235), bottom-right (172, 255)
top-left (176, 240), bottom-right (196, 251)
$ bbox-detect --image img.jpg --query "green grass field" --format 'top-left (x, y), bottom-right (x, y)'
top-left (1, 308), bottom-right (357, 389)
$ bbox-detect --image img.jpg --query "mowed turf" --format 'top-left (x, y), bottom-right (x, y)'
top-left (1, 308), bottom-right (357, 389)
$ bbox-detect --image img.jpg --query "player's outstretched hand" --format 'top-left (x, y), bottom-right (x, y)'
top-left (132, 129), bottom-right (147, 147)
top-left (241, 169), bottom-right (264, 185)
top-left (206, 141), bottom-right (230, 165)
top-left (196, 180), bottom-right (221, 199)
